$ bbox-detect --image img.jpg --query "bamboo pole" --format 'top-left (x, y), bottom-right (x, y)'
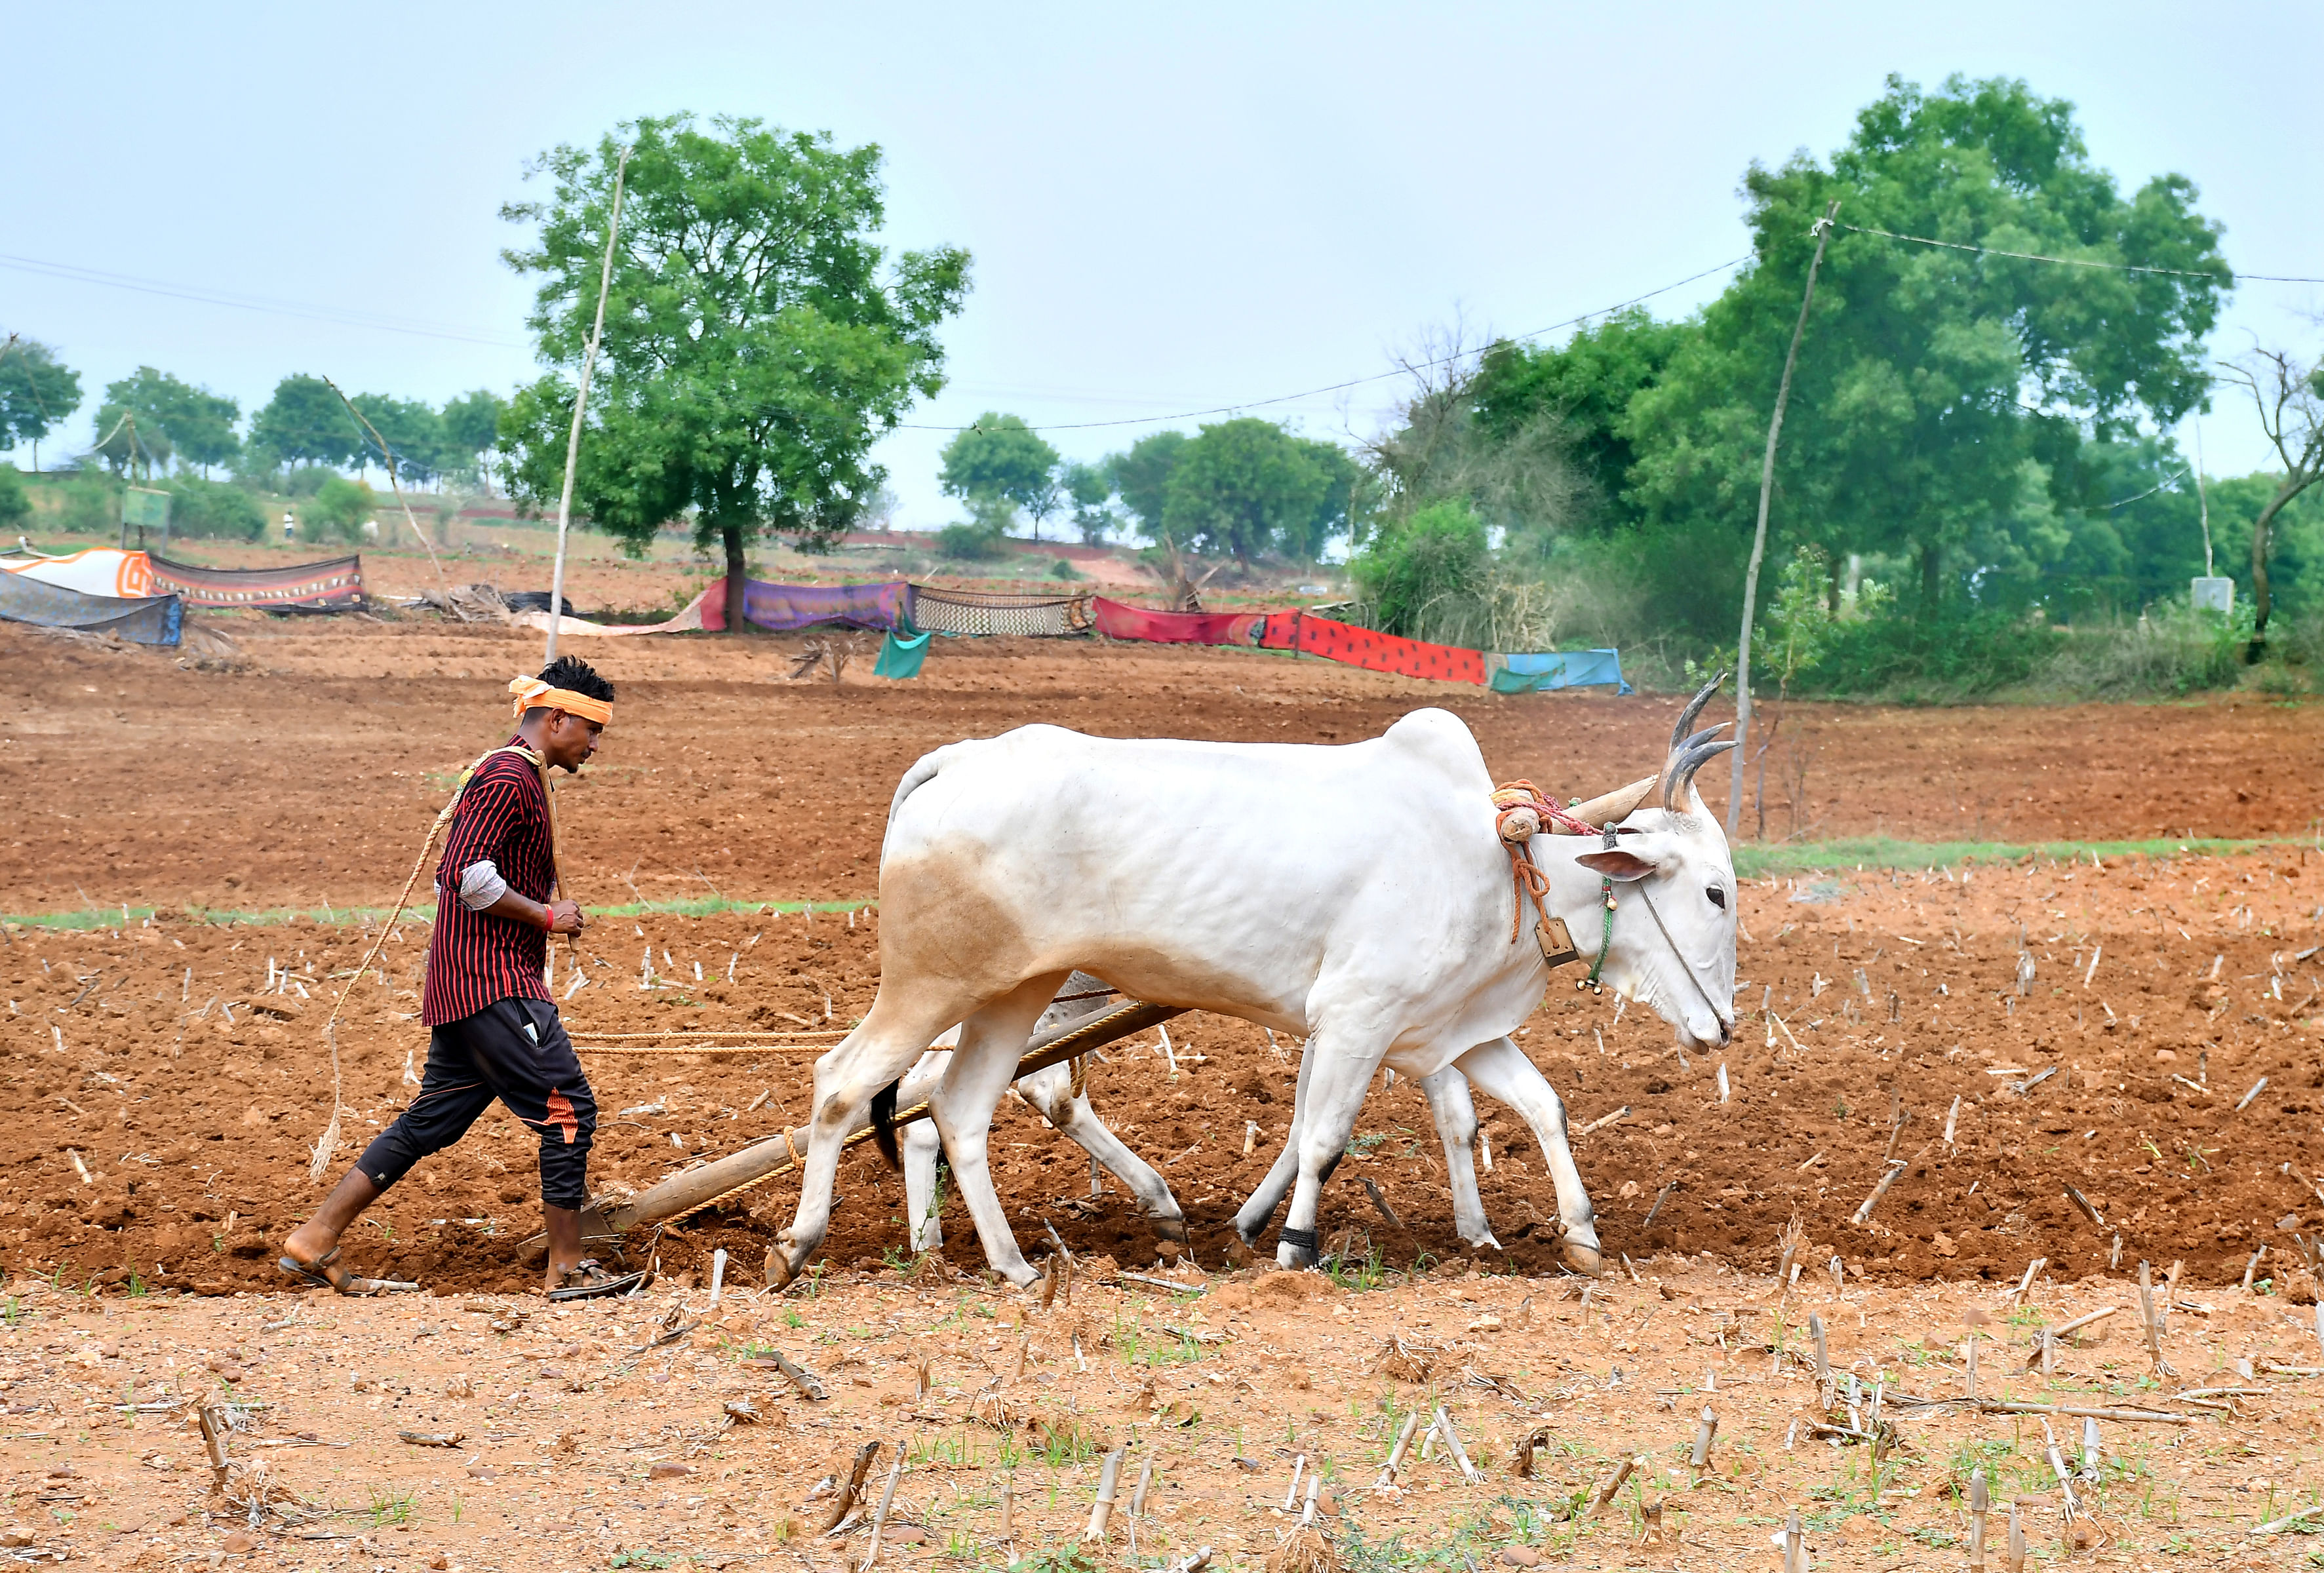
top-left (1727, 198), bottom-right (1841, 840)
top-left (545, 142), bottom-right (633, 663)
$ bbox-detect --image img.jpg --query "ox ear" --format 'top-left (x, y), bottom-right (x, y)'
top-left (1575, 846), bottom-right (1662, 882)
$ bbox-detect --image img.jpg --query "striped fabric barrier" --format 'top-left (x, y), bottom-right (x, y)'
top-left (149, 553), bottom-right (365, 611)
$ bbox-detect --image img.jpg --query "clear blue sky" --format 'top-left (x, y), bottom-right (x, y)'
top-left (5, 1), bottom-right (2317, 526)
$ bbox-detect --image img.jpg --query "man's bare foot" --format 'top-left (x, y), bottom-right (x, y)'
top-left (282, 1220), bottom-right (340, 1270)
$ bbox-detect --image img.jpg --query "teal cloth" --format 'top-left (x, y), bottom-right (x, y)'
top-left (873, 623), bottom-right (931, 680)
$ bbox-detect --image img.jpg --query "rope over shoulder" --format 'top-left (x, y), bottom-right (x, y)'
top-left (1489, 780), bottom-right (1594, 948)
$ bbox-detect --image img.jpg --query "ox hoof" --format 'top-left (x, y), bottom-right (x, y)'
top-left (765, 1239), bottom-right (806, 1291)
top-left (1277, 1242), bottom-right (1320, 1272)
top-left (1151, 1216), bottom-right (1191, 1244)
top-left (1225, 1235), bottom-right (1255, 1268)
top-left (1560, 1228), bottom-right (1605, 1277)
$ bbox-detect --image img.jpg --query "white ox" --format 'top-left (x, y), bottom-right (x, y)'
top-left (769, 684), bottom-right (1739, 1288)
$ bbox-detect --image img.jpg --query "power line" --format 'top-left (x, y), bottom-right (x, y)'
top-left (0, 251), bottom-right (524, 348)
top-left (895, 254), bottom-right (1754, 435)
top-left (1833, 223), bottom-right (2322, 285)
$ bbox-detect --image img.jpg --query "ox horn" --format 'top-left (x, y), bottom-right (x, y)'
top-left (1564, 673), bottom-right (1733, 829)
top-left (1666, 671), bottom-right (1725, 758)
top-left (1565, 773), bottom-right (1658, 829)
top-left (1664, 733), bottom-right (1739, 811)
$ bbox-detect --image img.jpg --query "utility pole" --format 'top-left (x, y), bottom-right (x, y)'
top-left (544, 144), bottom-right (632, 662)
top-left (1727, 199), bottom-right (1838, 843)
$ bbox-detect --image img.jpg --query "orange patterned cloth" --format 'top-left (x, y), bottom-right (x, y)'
top-left (1254, 610), bottom-right (1487, 685)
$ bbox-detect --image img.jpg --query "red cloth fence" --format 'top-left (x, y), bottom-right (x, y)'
top-left (1092, 598), bottom-right (1488, 686)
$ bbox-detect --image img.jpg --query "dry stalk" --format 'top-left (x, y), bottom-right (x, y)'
top-left (812, 1441), bottom-right (880, 1536)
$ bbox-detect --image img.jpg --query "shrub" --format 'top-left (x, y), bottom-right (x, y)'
top-left (2029, 604), bottom-right (2245, 699)
top-left (55, 476), bottom-right (123, 537)
top-left (935, 518), bottom-right (1008, 560)
top-left (163, 478), bottom-right (267, 543)
top-left (1350, 499), bottom-right (1491, 642)
top-left (304, 476), bottom-right (376, 543)
top-left (0, 465), bottom-right (26, 532)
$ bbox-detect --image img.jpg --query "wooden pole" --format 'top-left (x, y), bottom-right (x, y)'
top-left (1726, 198), bottom-right (1840, 841)
top-left (323, 377), bottom-right (447, 589)
top-left (545, 142), bottom-right (633, 663)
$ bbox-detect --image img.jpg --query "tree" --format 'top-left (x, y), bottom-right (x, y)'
top-left (1063, 461), bottom-right (1118, 543)
top-left (439, 389), bottom-right (507, 483)
top-left (1159, 418), bottom-right (1353, 561)
top-left (2215, 347), bottom-right (2324, 642)
top-left (350, 394), bottom-right (448, 484)
top-left (1105, 429), bottom-right (1188, 539)
top-left (95, 367), bottom-right (241, 475)
top-left (0, 337), bottom-right (82, 470)
top-left (91, 406), bottom-right (170, 476)
top-left (500, 113), bottom-right (970, 631)
top-left (1468, 309), bottom-right (1689, 528)
top-left (250, 374), bottom-right (363, 471)
top-left (937, 413), bottom-right (1062, 537)
top-left (1626, 73), bottom-right (2228, 622)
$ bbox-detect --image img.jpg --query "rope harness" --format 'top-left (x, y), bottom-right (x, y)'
top-left (1490, 781), bottom-right (1614, 994)
top-left (1489, 779), bottom-right (1725, 1015)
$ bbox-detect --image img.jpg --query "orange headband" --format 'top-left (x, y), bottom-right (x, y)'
top-left (508, 675), bottom-right (612, 726)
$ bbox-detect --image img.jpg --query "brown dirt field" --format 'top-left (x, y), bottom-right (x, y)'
top-left (6, 612), bottom-right (2324, 1565)
top-left (1, 1257), bottom-right (2320, 1570)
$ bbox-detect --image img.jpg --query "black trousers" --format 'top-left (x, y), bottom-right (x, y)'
top-left (356, 996), bottom-right (598, 1210)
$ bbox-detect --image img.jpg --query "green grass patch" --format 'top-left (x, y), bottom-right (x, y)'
top-left (1734, 835), bottom-right (2287, 879)
top-left (1, 896), bottom-right (871, 932)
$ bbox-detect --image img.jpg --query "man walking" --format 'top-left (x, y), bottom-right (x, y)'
top-left (279, 655), bottom-right (637, 1299)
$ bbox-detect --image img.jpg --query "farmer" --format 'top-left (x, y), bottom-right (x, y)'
top-left (278, 655), bottom-right (638, 1300)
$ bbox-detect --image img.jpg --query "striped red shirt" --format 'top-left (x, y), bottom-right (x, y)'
top-left (421, 739), bottom-right (556, 1026)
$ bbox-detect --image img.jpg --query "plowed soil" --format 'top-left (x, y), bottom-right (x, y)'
top-left (3, 615), bottom-right (2320, 1306)
top-left (7, 610), bottom-right (2324, 1570)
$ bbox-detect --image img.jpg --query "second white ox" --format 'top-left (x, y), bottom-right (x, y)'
top-left (769, 684), bottom-right (1739, 1287)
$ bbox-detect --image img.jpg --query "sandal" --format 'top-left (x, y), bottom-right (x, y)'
top-left (547, 1256), bottom-right (653, 1302)
top-left (277, 1245), bottom-right (421, 1297)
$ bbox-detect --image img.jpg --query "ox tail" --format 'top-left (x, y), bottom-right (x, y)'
top-left (869, 1078), bottom-right (904, 1171)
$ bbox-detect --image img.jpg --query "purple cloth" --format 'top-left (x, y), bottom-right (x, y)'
top-left (698, 577), bottom-right (909, 633)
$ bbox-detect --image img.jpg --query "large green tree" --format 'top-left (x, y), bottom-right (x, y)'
top-left (501, 113), bottom-right (970, 629)
top-left (937, 413), bottom-right (1062, 537)
top-left (96, 366), bottom-right (241, 475)
top-left (1105, 429), bottom-right (1188, 539)
top-left (1626, 74), bottom-right (2227, 619)
top-left (439, 389), bottom-right (507, 482)
top-left (1158, 418), bottom-right (1354, 561)
top-left (249, 374), bottom-right (364, 471)
top-left (0, 338), bottom-right (83, 469)
top-left (349, 393), bottom-right (448, 484)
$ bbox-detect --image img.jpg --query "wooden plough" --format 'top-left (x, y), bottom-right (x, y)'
top-left (521, 996), bottom-right (1187, 1262)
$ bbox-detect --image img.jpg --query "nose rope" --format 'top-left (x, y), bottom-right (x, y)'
top-left (1634, 879), bottom-right (1730, 1025)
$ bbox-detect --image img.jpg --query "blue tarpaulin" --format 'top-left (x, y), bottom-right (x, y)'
top-left (1489, 649), bottom-right (1630, 694)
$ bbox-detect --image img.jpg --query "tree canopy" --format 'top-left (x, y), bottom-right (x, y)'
top-left (96, 366), bottom-right (241, 475)
top-left (1625, 73), bottom-right (2227, 613)
top-left (500, 111), bottom-right (970, 628)
top-left (938, 414), bottom-right (1062, 536)
top-left (250, 375), bottom-right (363, 471)
top-left (0, 338), bottom-right (83, 454)
top-left (1156, 418), bottom-right (1354, 561)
